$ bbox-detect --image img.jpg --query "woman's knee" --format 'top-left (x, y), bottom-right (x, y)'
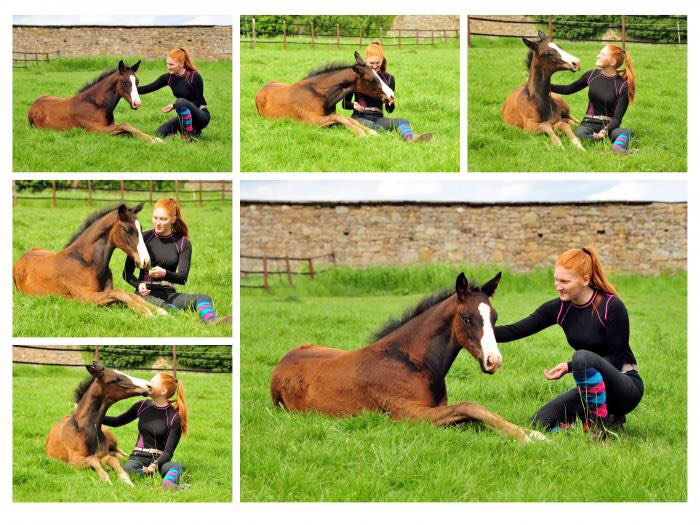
top-left (575, 126), bottom-right (593, 140)
top-left (570, 349), bottom-right (598, 369)
top-left (173, 98), bottom-right (190, 111)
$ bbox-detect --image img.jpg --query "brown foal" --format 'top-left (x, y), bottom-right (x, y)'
top-left (256, 51), bottom-right (396, 137)
top-left (271, 272), bottom-right (546, 443)
top-left (502, 31), bottom-right (584, 150)
top-left (46, 362), bottom-right (152, 485)
top-left (13, 203), bottom-right (167, 317)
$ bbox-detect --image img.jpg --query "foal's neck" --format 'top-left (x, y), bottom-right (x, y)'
top-left (317, 69), bottom-right (357, 108)
top-left (82, 73), bottom-right (121, 117)
top-left (66, 214), bottom-right (117, 271)
top-left (527, 61), bottom-right (554, 120)
top-left (73, 381), bottom-right (111, 431)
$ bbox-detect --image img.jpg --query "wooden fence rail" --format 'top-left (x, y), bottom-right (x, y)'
top-left (241, 253), bottom-right (336, 289)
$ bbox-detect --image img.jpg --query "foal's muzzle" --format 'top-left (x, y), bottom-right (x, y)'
top-left (482, 354), bottom-right (503, 375)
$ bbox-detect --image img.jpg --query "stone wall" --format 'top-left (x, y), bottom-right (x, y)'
top-left (13, 346), bottom-right (86, 366)
top-left (388, 15), bottom-right (460, 38)
top-left (13, 25), bottom-right (232, 60)
top-left (468, 15), bottom-right (538, 37)
top-left (240, 201), bottom-right (687, 275)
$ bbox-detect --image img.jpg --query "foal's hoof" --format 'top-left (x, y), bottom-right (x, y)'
top-left (573, 141), bottom-right (585, 151)
top-left (155, 307), bottom-right (168, 316)
top-left (152, 137), bottom-right (164, 144)
top-left (365, 129), bottom-right (378, 136)
top-left (524, 429), bottom-right (548, 443)
top-left (120, 473), bottom-right (135, 487)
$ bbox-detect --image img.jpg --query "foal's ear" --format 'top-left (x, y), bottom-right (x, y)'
top-left (118, 60), bottom-right (126, 73)
top-left (132, 202), bottom-right (145, 214)
top-left (537, 30), bottom-right (547, 42)
top-left (131, 60), bottom-right (141, 73)
top-left (87, 362), bottom-right (105, 378)
top-left (456, 272), bottom-right (469, 301)
top-left (117, 203), bottom-right (129, 221)
top-left (354, 51), bottom-right (366, 67)
top-left (522, 37), bottom-right (540, 51)
top-left (481, 272), bottom-right (502, 297)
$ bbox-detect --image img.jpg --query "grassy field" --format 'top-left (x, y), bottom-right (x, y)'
top-left (240, 266), bottom-right (687, 501)
top-left (240, 43), bottom-right (460, 172)
top-left (468, 38), bottom-right (687, 172)
top-left (13, 365), bottom-right (232, 502)
top-left (13, 57), bottom-right (232, 172)
top-left (12, 201), bottom-right (232, 337)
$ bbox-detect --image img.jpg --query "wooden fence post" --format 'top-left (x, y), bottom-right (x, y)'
top-left (198, 180), bottom-right (203, 207)
top-left (252, 18), bottom-right (256, 49)
top-left (149, 179), bottom-right (153, 204)
top-left (548, 16), bottom-right (553, 39)
top-left (416, 28), bottom-right (419, 45)
top-left (432, 30), bottom-right (435, 47)
top-left (221, 180), bottom-right (226, 201)
top-left (621, 16), bottom-right (627, 49)
top-left (175, 180), bottom-right (180, 203)
top-left (283, 20), bottom-right (287, 50)
top-left (336, 24), bottom-right (340, 49)
top-left (94, 345), bottom-right (100, 362)
top-left (172, 345), bottom-right (177, 378)
top-left (285, 256), bottom-right (293, 285)
top-left (87, 180), bottom-right (93, 206)
top-left (311, 21), bottom-right (315, 48)
top-left (51, 180), bottom-right (56, 208)
top-left (120, 180), bottom-right (124, 201)
top-left (308, 257), bottom-right (315, 280)
top-left (398, 29), bottom-right (402, 49)
top-left (467, 16), bottom-right (471, 47)
top-left (359, 27), bottom-right (363, 48)
top-left (263, 256), bottom-right (269, 289)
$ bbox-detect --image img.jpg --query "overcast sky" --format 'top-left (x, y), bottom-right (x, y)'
top-left (13, 15), bottom-right (231, 26)
top-left (240, 180), bottom-right (687, 202)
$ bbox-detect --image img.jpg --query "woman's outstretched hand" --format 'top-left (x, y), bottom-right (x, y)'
top-left (544, 362), bottom-right (569, 380)
top-left (143, 463), bottom-right (157, 474)
top-left (593, 129), bottom-right (607, 140)
top-left (149, 266), bottom-right (166, 279)
top-left (162, 103), bottom-right (174, 113)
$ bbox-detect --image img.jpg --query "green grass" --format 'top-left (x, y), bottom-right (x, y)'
top-left (240, 44), bottom-right (460, 172)
top-left (13, 57), bottom-right (232, 172)
top-left (13, 365), bottom-right (232, 502)
top-left (13, 202), bottom-right (232, 337)
top-left (468, 37), bottom-right (687, 172)
top-left (241, 268), bottom-right (687, 501)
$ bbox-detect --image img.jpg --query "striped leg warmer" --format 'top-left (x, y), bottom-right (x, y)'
top-left (396, 119), bottom-right (414, 142)
top-left (195, 299), bottom-right (217, 323)
top-left (162, 466), bottom-right (181, 487)
top-left (177, 107), bottom-right (194, 134)
top-left (572, 367), bottom-right (608, 422)
top-left (612, 132), bottom-right (630, 151)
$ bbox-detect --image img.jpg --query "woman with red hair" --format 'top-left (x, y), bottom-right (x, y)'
top-left (495, 246), bottom-right (644, 440)
top-left (103, 372), bottom-right (188, 490)
top-left (551, 44), bottom-right (636, 153)
top-left (122, 198), bottom-right (229, 324)
top-left (137, 47), bottom-right (210, 141)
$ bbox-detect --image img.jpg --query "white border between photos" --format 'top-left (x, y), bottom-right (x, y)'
top-left (1, 0), bottom-right (696, 523)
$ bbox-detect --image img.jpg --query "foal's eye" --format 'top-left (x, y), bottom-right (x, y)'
top-left (462, 315), bottom-right (472, 325)
top-left (121, 81), bottom-right (128, 87)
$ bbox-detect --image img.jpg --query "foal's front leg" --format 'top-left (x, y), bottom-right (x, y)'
top-left (395, 401), bottom-right (547, 443)
top-left (555, 121), bottom-right (585, 151)
top-left (68, 287), bottom-right (168, 317)
top-left (85, 122), bottom-right (163, 144)
top-left (103, 454), bottom-right (134, 486)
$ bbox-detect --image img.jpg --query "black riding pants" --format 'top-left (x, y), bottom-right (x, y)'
top-left (123, 451), bottom-right (184, 479)
top-left (351, 111), bottom-right (406, 132)
top-left (575, 117), bottom-right (631, 143)
top-left (156, 98), bottom-right (210, 137)
top-left (531, 349), bottom-right (644, 430)
top-left (143, 291), bottom-right (213, 312)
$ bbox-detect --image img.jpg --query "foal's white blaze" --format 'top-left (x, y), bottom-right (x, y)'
top-left (478, 302), bottom-right (502, 371)
top-left (548, 42), bottom-right (580, 70)
top-left (373, 70), bottom-right (395, 101)
top-left (115, 370), bottom-right (151, 392)
top-left (129, 75), bottom-right (141, 108)
top-left (134, 219), bottom-right (151, 269)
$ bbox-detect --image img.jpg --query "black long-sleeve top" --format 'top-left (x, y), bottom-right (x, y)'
top-left (103, 399), bottom-right (182, 467)
top-left (342, 70), bottom-right (395, 115)
top-left (122, 230), bottom-right (192, 289)
top-left (137, 70), bottom-right (207, 108)
top-left (551, 69), bottom-right (629, 133)
top-left (494, 290), bottom-right (637, 371)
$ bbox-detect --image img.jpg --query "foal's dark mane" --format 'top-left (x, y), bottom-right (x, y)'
top-left (303, 62), bottom-right (354, 80)
top-left (64, 204), bottom-right (121, 248)
top-left (372, 285), bottom-right (479, 343)
top-left (74, 376), bottom-right (95, 403)
top-left (77, 69), bottom-right (118, 94)
top-left (525, 49), bottom-right (535, 71)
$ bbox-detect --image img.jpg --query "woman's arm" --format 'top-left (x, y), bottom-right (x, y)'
top-left (494, 299), bottom-right (559, 343)
top-left (605, 84), bottom-right (629, 133)
top-left (550, 70), bottom-right (591, 95)
top-left (164, 239), bottom-right (192, 285)
top-left (122, 255), bottom-right (140, 289)
top-left (137, 73), bottom-right (169, 95)
top-left (102, 401), bottom-right (142, 427)
top-left (603, 296), bottom-right (632, 364)
top-left (156, 414), bottom-right (182, 467)
top-left (192, 72), bottom-right (205, 102)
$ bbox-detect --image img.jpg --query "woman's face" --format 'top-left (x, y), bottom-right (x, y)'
top-left (152, 207), bottom-right (174, 235)
top-left (554, 265), bottom-right (591, 303)
top-left (595, 47), bottom-right (617, 68)
top-left (149, 375), bottom-right (166, 398)
top-left (166, 56), bottom-right (184, 75)
top-left (365, 56), bottom-right (383, 71)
